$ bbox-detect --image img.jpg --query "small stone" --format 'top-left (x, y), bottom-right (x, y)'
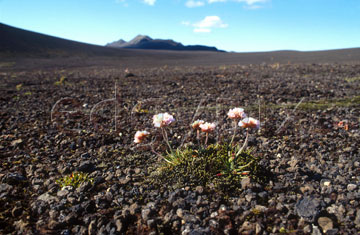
top-left (347, 184), bottom-right (357, 191)
top-left (115, 219), bottom-right (122, 232)
top-left (245, 194), bottom-right (253, 202)
top-left (37, 192), bottom-right (58, 204)
top-left (11, 139), bottom-right (23, 147)
top-left (312, 225), bottom-right (322, 235)
top-left (176, 208), bottom-right (184, 218)
top-left (354, 209), bottom-right (360, 227)
top-left (129, 203), bottom-right (139, 215)
top-left (295, 197), bottom-right (320, 222)
top-left (57, 188), bottom-right (70, 198)
top-left (325, 229), bottom-right (339, 235)
top-left (241, 177), bottom-right (251, 189)
top-left (303, 225), bottom-right (311, 233)
top-left (210, 211), bottom-right (218, 218)
top-left (141, 208), bottom-right (152, 221)
top-left (241, 221), bottom-right (253, 231)
top-left (5, 173), bottom-right (26, 185)
top-left (77, 161), bottom-right (95, 173)
top-left (317, 217), bottom-right (333, 233)
top-left (255, 223), bottom-right (262, 234)
top-left (195, 186), bottom-right (204, 194)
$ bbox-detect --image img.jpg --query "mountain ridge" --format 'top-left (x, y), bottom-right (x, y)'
top-left (106, 35), bottom-right (223, 52)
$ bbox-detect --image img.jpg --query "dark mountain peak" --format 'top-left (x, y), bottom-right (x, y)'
top-left (105, 39), bottom-right (126, 47)
top-left (129, 35), bottom-right (152, 44)
top-left (106, 35), bottom-right (223, 52)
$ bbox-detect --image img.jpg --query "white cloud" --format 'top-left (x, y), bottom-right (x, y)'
top-left (143, 0), bottom-right (156, 5)
top-left (186, 0), bottom-right (205, 7)
top-left (193, 16), bottom-right (228, 33)
top-left (208, 0), bottom-right (269, 5)
top-left (236, 0), bottom-right (267, 5)
top-left (115, 0), bottom-right (128, 6)
top-left (181, 21), bottom-right (191, 26)
top-left (208, 0), bottom-right (226, 3)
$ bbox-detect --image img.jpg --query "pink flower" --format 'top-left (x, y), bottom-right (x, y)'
top-left (134, 130), bottom-right (150, 143)
top-left (199, 122), bottom-right (216, 133)
top-left (227, 107), bottom-right (247, 120)
top-left (191, 120), bottom-right (205, 129)
top-left (153, 113), bottom-right (175, 128)
top-left (238, 117), bottom-right (260, 129)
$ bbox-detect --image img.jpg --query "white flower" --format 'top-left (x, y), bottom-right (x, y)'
top-left (153, 113), bottom-right (175, 128)
top-left (199, 122), bottom-right (216, 133)
top-left (227, 107), bottom-right (247, 120)
top-left (191, 120), bottom-right (205, 129)
top-left (134, 130), bottom-right (150, 143)
top-left (238, 117), bottom-right (260, 129)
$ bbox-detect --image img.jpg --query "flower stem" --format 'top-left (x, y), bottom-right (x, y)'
top-left (150, 144), bottom-right (174, 165)
top-left (236, 129), bottom-right (249, 157)
top-left (205, 133), bottom-right (209, 146)
top-left (161, 127), bottom-right (173, 153)
top-left (230, 120), bottom-right (237, 146)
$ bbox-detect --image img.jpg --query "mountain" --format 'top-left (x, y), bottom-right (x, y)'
top-left (0, 23), bottom-right (128, 57)
top-left (106, 35), bottom-right (223, 52)
top-left (1, 23), bottom-right (360, 69)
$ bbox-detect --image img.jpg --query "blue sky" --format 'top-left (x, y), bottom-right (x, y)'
top-left (0, 0), bottom-right (359, 52)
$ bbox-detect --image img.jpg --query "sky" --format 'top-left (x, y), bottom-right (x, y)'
top-left (0, 0), bottom-right (359, 52)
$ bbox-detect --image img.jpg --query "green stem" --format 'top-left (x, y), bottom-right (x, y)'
top-left (236, 129), bottom-right (249, 157)
top-left (161, 127), bottom-right (173, 153)
top-left (235, 160), bottom-right (254, 173)
top-left (230, 120), bottom-right (237, 146)
top-left (196, 129), bottom-right (200, 146)
top-left (150, 144), bottom-right (174, 165)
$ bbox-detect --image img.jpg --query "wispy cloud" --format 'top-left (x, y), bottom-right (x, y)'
top-left (143, 0), bottom-right (156, 6)
top-left (115, 0), bottom-right (128, 6)
top-left (181, 21), bottom-right (191, 26)
top-left (193, 16), bottom-right (228, 33)
top-left (208, 0), bottom-right (226, 3)
top-left (208, 0), bottom-right (269, 7)
top-left (185, 0), bottom-right (205, 8)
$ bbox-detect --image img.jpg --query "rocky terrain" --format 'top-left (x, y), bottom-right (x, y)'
top-left (0, 61), bottom-right (360, 234)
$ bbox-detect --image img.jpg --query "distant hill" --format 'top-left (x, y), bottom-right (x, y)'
top-left (1, 23), bottom-right (360, 69)
top-left (0, 23), bottom-right (128, 57)
top-left (106, 35), bottom-right (223, 52)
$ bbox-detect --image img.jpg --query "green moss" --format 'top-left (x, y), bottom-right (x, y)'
top-left (149, 143), bottom-right (268, 192)
top-left (54, 76), bottom-right (68, 86)
top-left (16, 84), bottom-right (23, 91)
top-left (345, 76), bottom-right (360, 83)
top-left (56, 172), bottom-right (93, 189)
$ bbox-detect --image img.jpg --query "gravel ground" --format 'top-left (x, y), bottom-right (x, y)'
top-left (0, 63), bottom-right (360, 234)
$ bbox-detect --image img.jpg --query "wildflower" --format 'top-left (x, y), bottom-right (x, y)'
top-left (228, 107), bottom-right (247, 120)
top-left (153, 113), bottom-right (175, 128)
top-left (134, 130), bottom-right (150, 143)
top-left (191, 120), bottom-right (205, 129)
top-left (238, 117), bottom-right (260, 129)
top-left (199, 122), bottom-right (216, 133)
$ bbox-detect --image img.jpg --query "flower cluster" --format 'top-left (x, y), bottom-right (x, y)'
top-left (238, 117), bottom-right (260, 129)
top-left (134, 107), bottom-right (259, 144)
top-left (132, 106), bottom-right (262, 183)
top-left (153, 113), bottom-right (175, 128)
top-left (191, 120), bottom-right (216, 133)
top-left (227, 107), bottom-right (247, 120)
top-left (134, 130), bottom-right (150, 143)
